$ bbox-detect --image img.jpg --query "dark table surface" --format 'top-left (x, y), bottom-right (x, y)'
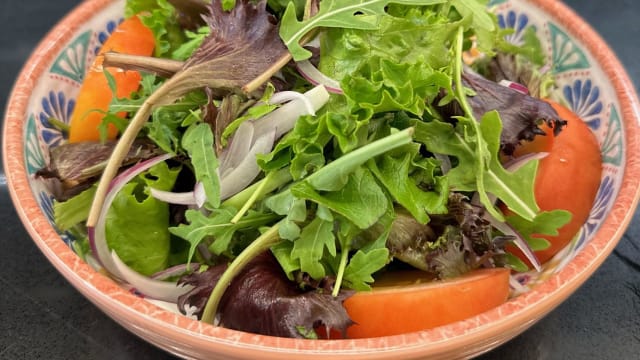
top-left (1, 1), bottom-right (639, 359)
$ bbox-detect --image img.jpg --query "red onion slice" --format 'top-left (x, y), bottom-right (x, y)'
top-left (269, 91), bottom-right (317, 116)
top-left (499, 79), bottom-right (529, 95)
top-left (149, 188), bottom-right (197, 205)
top-left (509, 274), bottom-right (528, 294)
top-left (111, 251), bottom-right (194, 302)
top-left (488, 214), bottom-right (542, 272)
top-left (503, 151), bottom-right (549, 171)
top-left (296, 60), bottom-right (342, 94)
top-left (150, 263), bottom-right (201, 281)
top-left (252, 85), bottom-right (330, 141)
top-left (218, 120), bottom-right (255, 174)
top-left (193, 181), bottom-right (207, 209)
top-left (219, 130), bottom-right (276, 200)
top-left (88, 154), bottom-right (173, 279)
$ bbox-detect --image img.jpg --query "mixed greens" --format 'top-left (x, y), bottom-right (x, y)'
top-left (39, 0), bottom-right (572, 338)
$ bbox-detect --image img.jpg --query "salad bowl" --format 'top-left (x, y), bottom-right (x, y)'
top-left (3, 0), bottom-right (640, 359)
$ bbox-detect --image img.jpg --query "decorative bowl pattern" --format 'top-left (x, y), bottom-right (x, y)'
top-left (4, 0), bottom-right (640, 359)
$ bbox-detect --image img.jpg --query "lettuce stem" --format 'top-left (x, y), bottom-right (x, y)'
top-left (201, 221), bottom-right (283, 324)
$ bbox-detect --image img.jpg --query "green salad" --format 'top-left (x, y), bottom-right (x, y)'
top-left (39, 0), bottom-right (571, 338)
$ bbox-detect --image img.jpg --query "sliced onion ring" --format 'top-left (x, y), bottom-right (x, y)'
top-left (150, 263), bottom-right (201, 281)
top-left (193, 181), bottom-right (206, 208)
top-left (219, 129), bottom-right (276, 200)
top-left (499, 79), bottom-right (529, 95)
top-left (488, 214), bottom-right (542, 272)
top-left (252, 85), bottom-right (330, 141)
top-left (296, 60), bottom-right (343, 94)
top-left (269, 91), bottom-right (317, 116)
top-left (112, 251), bottom-right (194, 302)
top-left (218, 120), bottom-right (255, 174)
top-left (149, 188), bottom-right (197, 206)
top-left (88, 154), bottom-right (173, 279)
top-left (503, 152), bottom-right (549, 172)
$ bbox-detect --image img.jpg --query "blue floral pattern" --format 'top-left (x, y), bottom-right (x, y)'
top-left (94, 18), bottom-right (123, 54)
top-left (562, 79), bottom-right (603, 130)
top-left (38, 91), bottom-right (74, 147)
top-left (586, 176), bottom-right (615, 235)
top-left (497, 10), bottom-right (531, 46)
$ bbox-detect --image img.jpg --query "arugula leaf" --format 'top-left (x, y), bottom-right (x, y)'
top-left (169, 208), bottom-right (278, 261)
top-left (291, 217), bottom-right (336, 279)
top-left (479, 111), bottom-right (539, 220)
top-left (450, 0), bottom-right (495, 32)
top-left (368, 143), bottom-right (448, 224)
top-left (280, 0), bottom-right (448, 61)
top-left (414, 112), bottom-right (539, 221)
top-left (181, 123), bottom-right (220, 208)
top-left (292, 167), bottom-right (388, 229)
top-left (343, 247), bottom-right (389, 290)
top-left (506, 210), bottom-right (572, 251)
top-left (265, 190), bottom-right (306, 240)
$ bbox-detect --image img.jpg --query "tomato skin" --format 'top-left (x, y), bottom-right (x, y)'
top-left (510, 99), bottom-right (602, 264)
top-left (68, 15), bottom-right (155, 143)
top-left (324, 268), bottom-right (510, 339)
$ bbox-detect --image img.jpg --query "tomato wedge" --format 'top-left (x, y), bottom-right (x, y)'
top-left (68, 15), bottom-right (155, 143)
top-left (509, 99), bottom-right (602, 265)
top-left (337, 268), bottom-right (510, 338)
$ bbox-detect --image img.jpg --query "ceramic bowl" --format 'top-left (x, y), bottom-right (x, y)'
top-left (4, 0), bottom-right (640, 359)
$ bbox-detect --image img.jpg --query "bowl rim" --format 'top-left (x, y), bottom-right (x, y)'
top-left (3, 0), bottom-right (640, 358)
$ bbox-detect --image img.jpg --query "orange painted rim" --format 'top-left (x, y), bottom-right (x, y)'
top-left (3, 0), bottom-right (640, 358)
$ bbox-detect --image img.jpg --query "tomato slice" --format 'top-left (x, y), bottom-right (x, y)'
top-left (509, 99), bottom-right (602, 265)
top-left (337, 268), bottom-right (510, 338)
top-left (68, 15), bottom-right (155, 143)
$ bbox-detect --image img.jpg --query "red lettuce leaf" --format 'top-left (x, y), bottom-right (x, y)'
top-left (177, 252), bottom-right (353, 338)
top-left (36, 139), bottom-right (162, 200)
top-left (438, 68), bottom-right (566, 155)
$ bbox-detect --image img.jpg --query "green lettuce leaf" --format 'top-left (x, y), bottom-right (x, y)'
top-left (53, 185), bottom-right (96, 231)
top-left (292, 167), bottom-right (388, 229)
top-left (105, 161), bottom-right (180, 275)
top-left (368, 143), bottom-right (448, 224)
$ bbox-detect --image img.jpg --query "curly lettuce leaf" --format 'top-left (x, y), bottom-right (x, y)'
top-left (319, 6), bottom-right (464, 82)
top-left (341, 56), bottom-right (450, 119)
top-left (280, 0), bottom-right (448, 61)
top-left (126, 0), bottom-right (186, 58)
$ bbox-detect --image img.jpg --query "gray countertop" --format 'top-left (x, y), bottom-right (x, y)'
top-left (1, 1), bottom-right (639, 359)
